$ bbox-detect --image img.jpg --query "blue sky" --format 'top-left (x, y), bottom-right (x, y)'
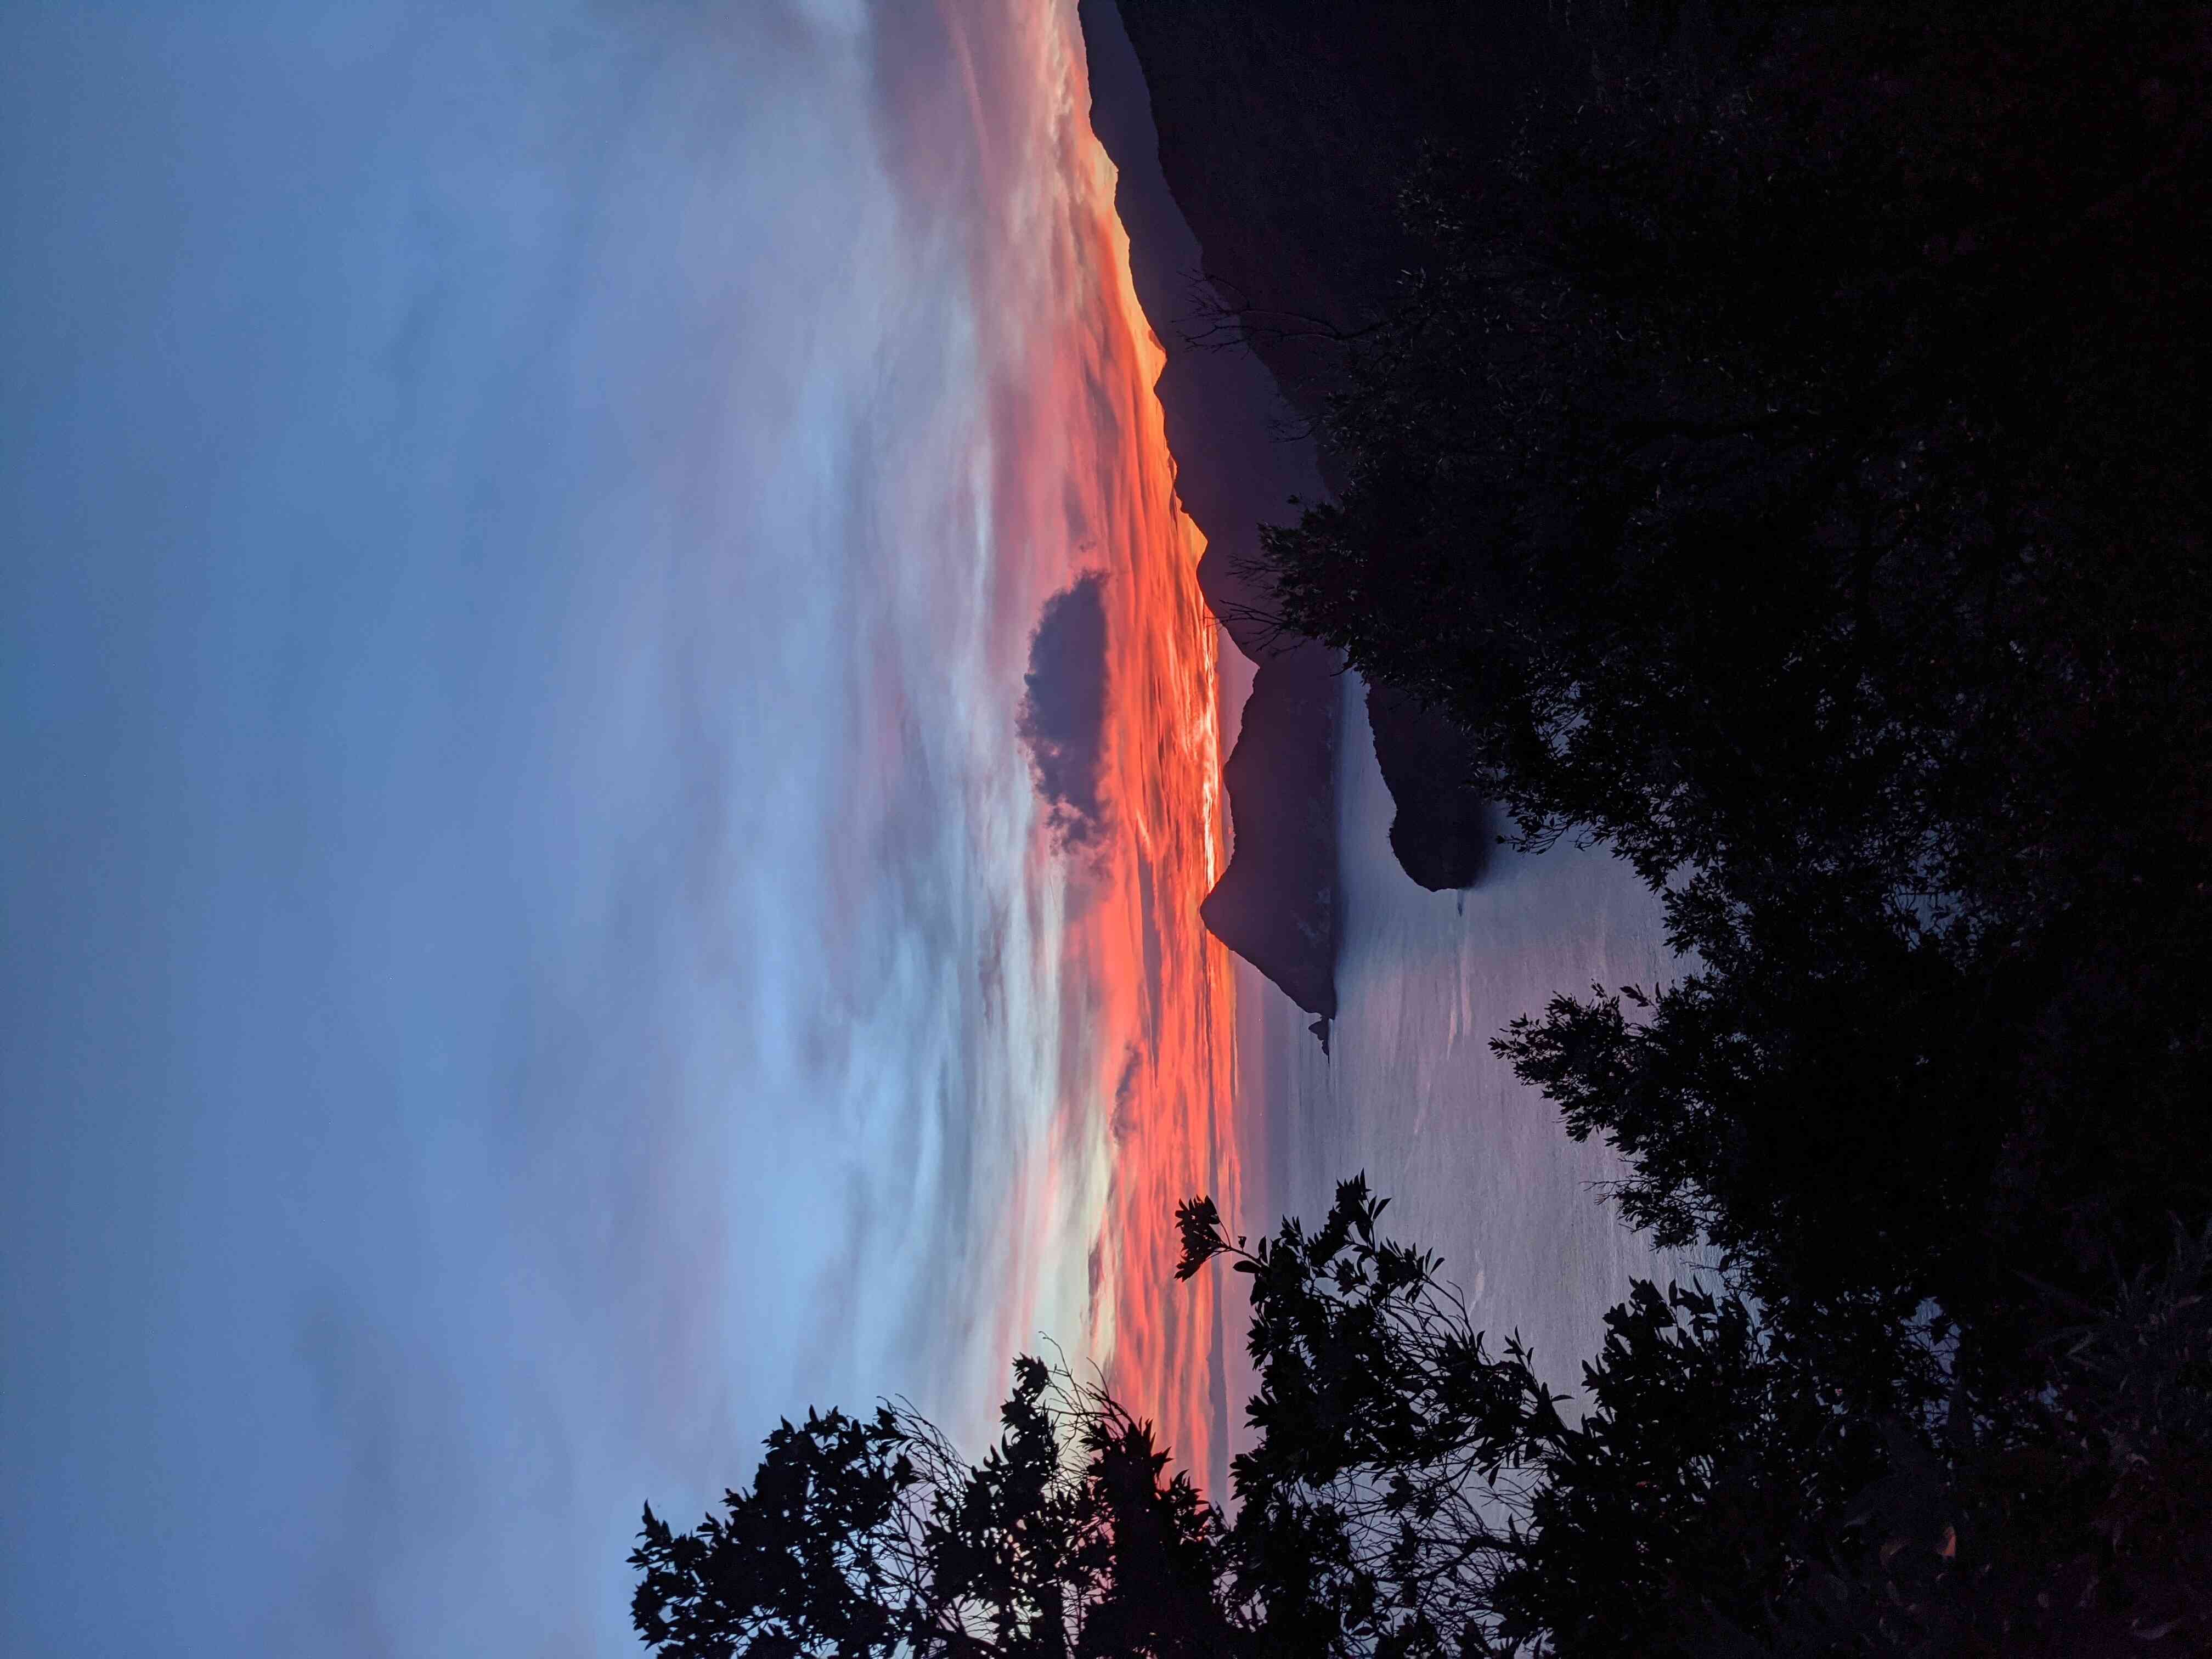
top-left (1, 3), bottom-right (1150, 1651)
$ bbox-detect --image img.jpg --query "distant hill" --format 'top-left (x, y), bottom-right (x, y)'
top-left (1085, 1), bottom-right (1543, 1011)
top-left (1111, 0), bottom-right (1553, 425)
top-left (1080, 0), bottom-right (1343, 1017)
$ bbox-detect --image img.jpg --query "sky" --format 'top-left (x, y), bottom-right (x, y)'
top-left (0, 2), bottom-right (1239, 1652)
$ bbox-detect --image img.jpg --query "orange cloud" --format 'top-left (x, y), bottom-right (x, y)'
top-left (1051, 76), bottom-right (1244, 1493)
top-left (909, 0), bottom-right (1245, 1493)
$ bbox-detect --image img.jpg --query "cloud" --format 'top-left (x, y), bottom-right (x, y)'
top-left (1, 0), bottom-right (1252, 1645)
top-left (1017, 572), bottom-right (1112, 848)
top-left (0, 0), bottom-right (1093, 1652)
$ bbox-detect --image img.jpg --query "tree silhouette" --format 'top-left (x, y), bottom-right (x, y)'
top-left (636, 1188), bottom-right (2212, 1655)
top-left (1252, 0), bottom-right (2212, 1384)
top-left (1174, 1180), bottom-right (1893, 1657)
top-left (635, 1), bottom-right (2212, 1649)
top-left (629, 1356), bottom-right (1243, 1659)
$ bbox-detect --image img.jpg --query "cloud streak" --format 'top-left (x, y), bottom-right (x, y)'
top-left (0, 2), bottom-right (1240, 1654)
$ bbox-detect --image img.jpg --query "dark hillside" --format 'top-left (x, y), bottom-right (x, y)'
top-left (1081, 0), bottom-right (1344, 1014)
top-left (1102, 0), bottom-right (1542, 917)
top-left (1114, 0), bottom-right (1556, 425)
top-left (641, 8), bottom-right (2212, 1653)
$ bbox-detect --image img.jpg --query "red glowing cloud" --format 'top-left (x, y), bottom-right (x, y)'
top-left (893, 0), bottom-right (1247, 1487)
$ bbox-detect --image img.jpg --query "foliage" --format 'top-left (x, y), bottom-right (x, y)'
top-left (636, 1190), bottom-right (2212, 1656)
top-left (1250, 0), bottom-right (2212, 1378)
top-left (629, 1356), bottom-right (1240, 1659)
top-left (1696, 1217), bottom-right (2212, 1655)
top-left (635, 1), bottom-right (2212, 1651)
top-left (1177, 1180), bottom-right (1895, 1657)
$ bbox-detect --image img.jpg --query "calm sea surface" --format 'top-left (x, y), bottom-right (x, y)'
top-left (1229, 672), bottom-right (1706, 1439)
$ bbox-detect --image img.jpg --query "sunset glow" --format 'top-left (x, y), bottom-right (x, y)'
top-left (943, 1), bottom-right (1245, 1485)
top-left (1074, 186), bottom-right (1243, 1487)
top-left (0, 2), bottom-right (1250, 1646)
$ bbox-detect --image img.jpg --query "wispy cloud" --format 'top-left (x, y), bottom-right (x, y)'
top-left (0, 2), bottom-right (1241, 1654)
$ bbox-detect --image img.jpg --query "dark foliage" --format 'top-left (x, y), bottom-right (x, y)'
top-left (638, 1190), bottom-right (2212, 1655)
top-left (1177, 1180), bottom-right (1891, 1657)
top-left (636, 1), bottom-right (2212, 1651)
top-left (629, 1357), bottom-right (1241, 1659)
top-left (1251, 0), bottom-right (2212, 1383)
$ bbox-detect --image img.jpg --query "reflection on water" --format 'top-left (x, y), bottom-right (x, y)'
top-left (1237, 672), bottom-right (1706, 1424)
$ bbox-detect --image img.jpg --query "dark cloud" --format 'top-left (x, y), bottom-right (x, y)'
top-left (1018, 572), bottom-right (1111, 848)
top-left (1111, 1042), bottom-right (1142, 1141)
